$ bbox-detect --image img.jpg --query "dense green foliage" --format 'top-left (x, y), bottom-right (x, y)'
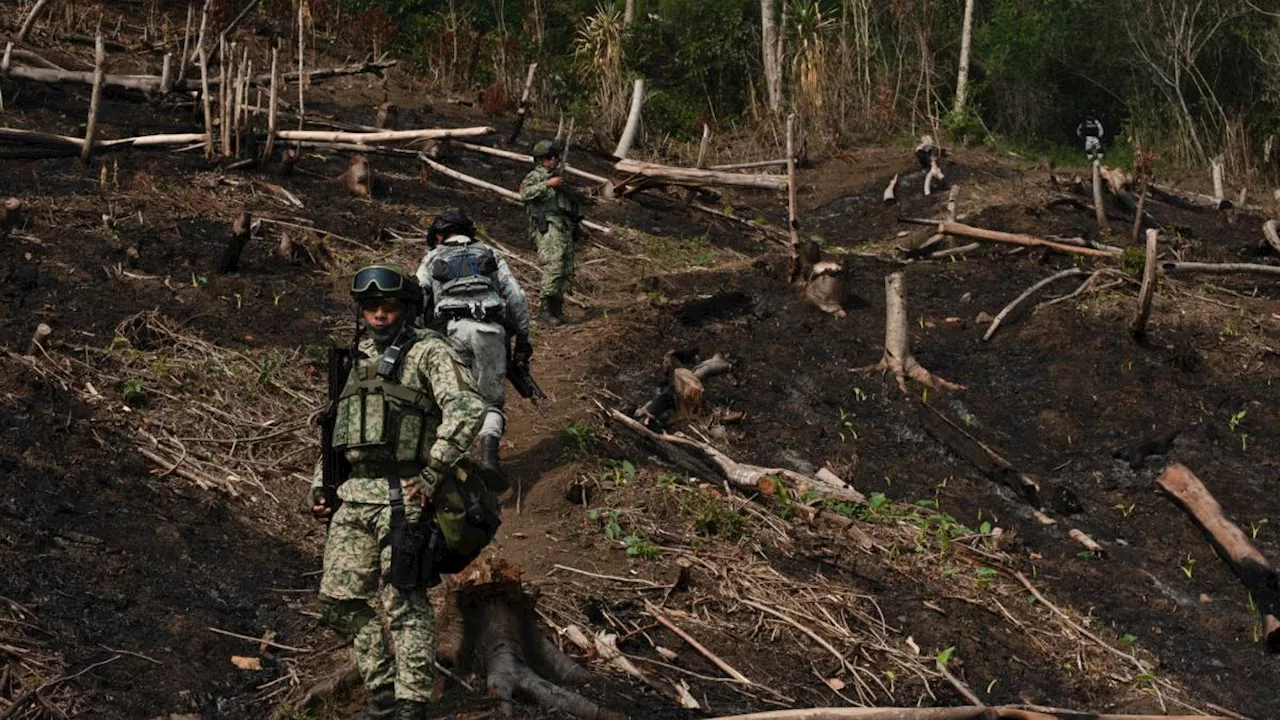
top-left (304, 0), bottom-right (1280, 172)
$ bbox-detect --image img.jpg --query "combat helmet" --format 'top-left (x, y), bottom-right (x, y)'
top-left (428, 209), bottom-right (477, 247)
top-left (531, 139), bottom-right (564, 160)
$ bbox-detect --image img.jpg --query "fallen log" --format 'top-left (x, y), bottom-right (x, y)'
top-left (614, 158), bottom-right (788, 191)
top-left (454, 140), bottom-right (608, 185)
top-left (899, 219), bottom-right (1121, 258)
top-left (417, 153), bottom-right (611, 234)
top-left (275, 126), bottom-right (493, 144)
top-left (708, 158), bottom-right (789, 171)
top-left (636, 353), bottom-right (732, 428)
top-left (1, 58), bottom-right (397, 94)
top-left (704, 708), bottom-right (1229, 720)
top-left (1160, 261), bottom-right (1280, 278)
top-left (1156, 464), bottom-right (1280, 653)
top-left (857, 272), bottom-right (964, 391)
top-left (1129, 229), bottom-right (1159, 338)
top-left (982, 267), bottom-right (1084, 341)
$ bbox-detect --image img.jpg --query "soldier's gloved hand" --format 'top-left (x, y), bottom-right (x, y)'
top-left (309, 487), bottom-right (332, 522)
top-left (513, 334), bottom-right (533, 364)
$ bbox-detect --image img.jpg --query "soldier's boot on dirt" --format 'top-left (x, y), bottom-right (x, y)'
top-left (539, 295), bottom-right (565, 326)
top-left (479, 435), bottom-right (511, 493)
top-left (396, 700), bottom-right (431, 720)
top-left (351, 686), bottom-right (397, 720)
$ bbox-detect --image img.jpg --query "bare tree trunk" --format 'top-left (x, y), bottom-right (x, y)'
top-left (623, 0), bottom-right (636, 26)
top-left (953, 0), bottom-right (975, 116)
top-left (17, 0), bottom-right (55, 44)
top-left (1092, 160), bottom-right (1107, 232)
top-left (1131, 178), bottom-right (1148, 243)
top-left (199, 46), bottom-right (214, 159)
top-left (857, 272), bottom-right (964, 392)
top-left (263, 48), bottom-right (278, 160)
top-left (761, 0), bottom-right (782, 115)
top-left (695, 123), bottom-right (712, 168)
top-left (296, 3), bottom-right (306, 130)
top-left (81, 34), bottom-right (105, 165)
top-left (786, 113), bottom-right (801, 283)
top-left (178, 4), bottom-right (193, 83)
top-left (1129, 229), bottom-right (1158, 338)
top-left (506, 62), bottom-right (538, 146)
top-left (613, 79), bottom-right (645, 159)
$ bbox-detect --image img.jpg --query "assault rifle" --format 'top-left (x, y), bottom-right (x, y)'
top-left (318, 346), bottom-right (353, 514)
top-left (507, 353), bottom-right (547, 413)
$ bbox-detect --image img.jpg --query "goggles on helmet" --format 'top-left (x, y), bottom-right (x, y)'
top-left (351, 265), bottom-right (407, 296)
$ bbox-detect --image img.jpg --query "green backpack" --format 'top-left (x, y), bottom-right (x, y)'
top-left (431, 459), bottom-right (502, 574)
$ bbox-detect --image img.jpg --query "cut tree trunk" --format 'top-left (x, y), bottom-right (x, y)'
top-left (786, 113), bottom-right (802, 283)
top-left (1262, 220), bottom-right (1280, 255)
top-left (454, 141), bottom-right (608, 184)
top-left (924, 156), bottom-right (945, 196)
top-left (1092, 160), bottom-right (1107, 231)
top-left (857, 272), bottom-right (963, 391)
top-left (262, 48), bottom-right (278, 160)
top-left (1156, 464), bottom-right (1280, 652)
top-left (709, 158), bottom-right (789, 171)
top-left (1131, 179), bottom-right (1149, 243)
top-left (900, 219), bottom-right (1121, 258)
top-left (695, 123), bottom-right (712, 169)
top-left (613, 158), bottom-right (787, 191)
top-left (636, 353), bottom-right (732, 428)
top-left (274, 126), bottom-right (493, 144)
top-left (506, 62), bottom-right (538, 146)
top-left (1, 198), bottom-right (23, 237)
top-left (217, 211), bottom-right (253, 272)
top-left (81, 34), bottom-right (105, 165)
top-left (1211, 157), bottom-right (1232, 210)
top-left (1129, 229), bottom-right (1159, 338)
top-left (447, 559), bottom-right (626, 719)
top-left (613, 78), bottom-right (646, 159)
top-left (761, 0), bottom-right (781, 115)
top-left (883, 173), bottom-right (899, 205)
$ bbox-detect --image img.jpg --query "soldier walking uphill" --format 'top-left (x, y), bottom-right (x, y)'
top-left (520, 139), bottom-right (581, 326)
top-left (310, 264), bottom-right (491, 720)
top-left (415, 210), bottom-right (531, 488)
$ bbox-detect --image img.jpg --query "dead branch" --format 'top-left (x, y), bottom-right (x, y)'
top-left (16, 0), bottom-right (55, 44)
top-left (275, 126), bottom-right (492, 144)
top-left (562, 625), bottom-right (699, 710)
top-left (689, 202), bottom-right (787, 243)
top-left (1129, 229), bottom-right (1159, 338)
top-left (915, 401), bottom-right (1042, 507)
top-left (1069, 528), bottom-right (1105, 555)
top-left (81, 33), bottom-right (105, 165)
top-left (899, 219), bottom-right (1120, 258)
top-left (1156, 464), bottom-right (1280, 653)
top-left (1, 58), bottom-right (396, 95)
top-left (1160, 261), bottom-right (1280, 278)
top-left (856, 272), bottom-right (964, 391)
top-left (786, 113), bottom-right (802, 283)
top-left (614, 158), bottom-right (788, 191)
top-left (695, 123), bottom-right (712, 168)
top-left (982, 268), bottom-right (1084, 341)
top-left (702, 709), bottom-right (1229, 720)
top-left (506, 62), bottom-right (538, 145)
top-left (1092, 160), bottom-right (1107, 231)
top-left (643, 600), bottom-right (754, 685)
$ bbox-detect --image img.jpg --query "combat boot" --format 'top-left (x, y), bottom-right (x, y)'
top-left (539, 296), bottom-right (564, 326)
top-left (479, 435), bottom-right (511, 493)
top-left (350, 685), bottom-right (397, 720)
top-left (397, 700), bottom-right (431, 720)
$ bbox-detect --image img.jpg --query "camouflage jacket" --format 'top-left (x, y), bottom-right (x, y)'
top-left (519, 165), bottom-right (579, 229)
top-left (312, 328), bottom-right (485, 504)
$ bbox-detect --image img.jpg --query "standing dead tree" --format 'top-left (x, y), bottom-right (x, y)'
top-left (1157, 464), bottom-right (1280, 653)
top-left (1129, 229), bottom-right (1160, 338)
top-left (857, 272), bottom-right (964, 391)
top-left (953, 0), bottom-right (975, 116)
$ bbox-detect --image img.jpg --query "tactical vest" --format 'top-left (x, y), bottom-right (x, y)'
top-left (332, 340), bottom-right (438, 472)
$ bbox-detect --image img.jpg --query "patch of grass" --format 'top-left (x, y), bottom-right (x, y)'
top-left (623, 534), bottom-right (661, 560)
top-left (637, 231), bottom-right (714, 269)
top-left (684, 490), bottom-right (748, 540)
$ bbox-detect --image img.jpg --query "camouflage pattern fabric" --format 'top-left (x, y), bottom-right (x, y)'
top-left (320, 501), bottom-right (436, 703)
top-left (519, 165), bottom-right (578, 299)
top-left (313, 327), bottom-right (485, 703)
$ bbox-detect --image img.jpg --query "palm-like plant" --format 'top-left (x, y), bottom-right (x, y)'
top-left (574, 3), bottom-right (628, 132)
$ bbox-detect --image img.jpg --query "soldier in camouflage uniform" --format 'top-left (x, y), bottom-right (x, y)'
top-left (310, 263), bottom-right (485, 720)
top-left (520, 139), bottom-right (580, 326)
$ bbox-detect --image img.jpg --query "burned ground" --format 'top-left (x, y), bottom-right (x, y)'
top-left (1, 5), bottom-right (1279, 719)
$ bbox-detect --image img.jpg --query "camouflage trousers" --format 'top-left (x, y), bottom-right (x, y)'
top-left (534, 222), bottom-right (575, 299)
top-left (320, 499), bottom-right (435, 703)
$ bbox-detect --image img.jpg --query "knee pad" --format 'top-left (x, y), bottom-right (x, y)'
top-left (319, 596), bottom-right (376, 641)
top-left (479, 408), bottom-right (505, 439)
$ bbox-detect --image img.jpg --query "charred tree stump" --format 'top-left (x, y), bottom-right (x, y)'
top-left (1129, 229), bottom-right (1159, 338)
top-left (452, 561), bottom-right (624, 719)
top-left (636, 353), bottom-right (732, 428)
top-left (1157, 464), bottom-right (1280, 653)
top-left (1, 197), bottom-right (23, 237)
top-left (883, 173), bottom-right (899, 205)
top-left (1091, 160), bottom-right (1107, 231)
top-left (857, 272), bottom-right (963, 392)
top-left (336, 154), bottom-right (372, 198)
top-left (217, 211), bottom-right (253, 272)
top-left (786, 113), bottom-right (803, 283)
